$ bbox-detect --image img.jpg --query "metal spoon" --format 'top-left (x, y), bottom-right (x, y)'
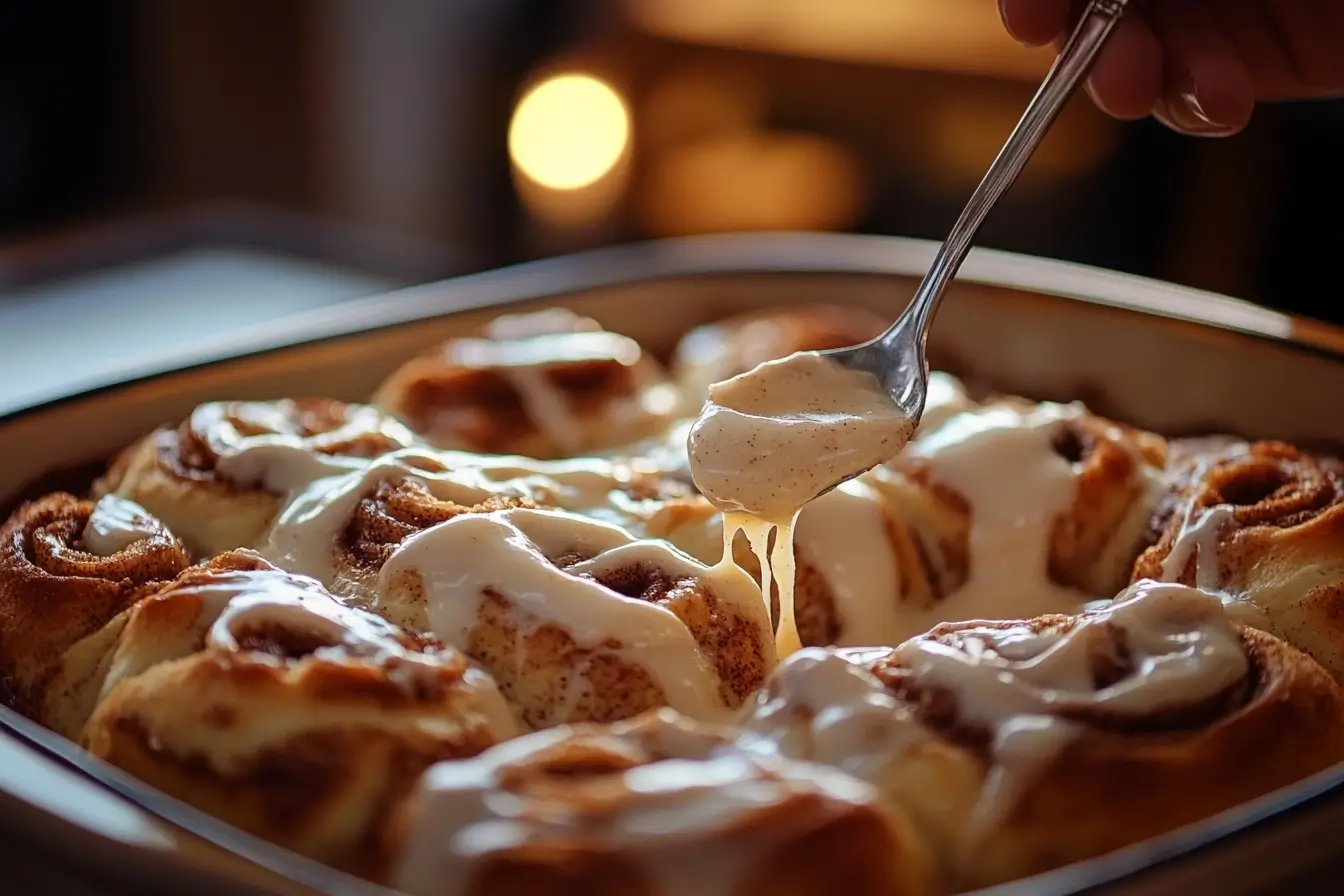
top-left (822, 0), bottom-right (1131, 422)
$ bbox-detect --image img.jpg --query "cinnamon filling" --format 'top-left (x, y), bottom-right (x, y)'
top-left (343, 480), bottom-right (533, 567)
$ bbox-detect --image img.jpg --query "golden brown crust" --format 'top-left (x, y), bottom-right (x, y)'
top-left (1133, 440), bottom-right (1344, 678)
top-left (672, 304), bottom-right (887, 400)
top-left (371, 312), bottom-right (680, 459)
top-left (79, 562), bottom-right (519, 877)
top-left (96, 399), bottom-right (418, 558)
top-left (863, 623), bottom-right (1344, 889)
top-left (461, 555), bottom-right (772, 729)
top-left (0, 493), bottom-right (190, 717)
top-left (382, 709), bottom-right (936, 896)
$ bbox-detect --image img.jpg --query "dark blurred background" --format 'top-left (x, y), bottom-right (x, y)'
top-left (1, 0), bottom-right (1341, 376)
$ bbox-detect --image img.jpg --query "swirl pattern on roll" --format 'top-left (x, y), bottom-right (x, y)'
top-left (768, 399), bottom-right (1167, 648)
top-left (385, 707), bottom-right (935, 896)
top-left (98, 398), bottom-right (419, 557)
top-left (375, 507), bottom-right (775, 728)
top-left (738, 580), bottom-right (1344, 889)
top-left (0, 493), bottom-right (190, 716)
top-left (70, 556), bottom-right (520, 877)
top-left (372, 309), bottom-right (684, 459)
top-left (1134, 439), bottom-right (1344, 677)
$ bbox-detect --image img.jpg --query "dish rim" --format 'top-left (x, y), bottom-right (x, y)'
top-left (2, 230), bottom-right (1343, 895)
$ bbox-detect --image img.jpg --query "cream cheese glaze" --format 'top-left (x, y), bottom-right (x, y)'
top-left (737, 580), bottom-right (1248, 856)
top-left (376, 507), bottom-right (770, 724)
top-left (390, 708), bottom-right (886, 896)
top-left (434, 329), bottom-right (683, 457)
top-left (257, 446), bottom-right (699, 586)
top-left (81, 495), bottom-right (163, 557)
top-left (93, 565), bottom-right (522, 740)
top-left (191, 400), bottom-right (419, 494)
top-left (876, 402), bottom-right (1090, 630)
top-left (687, 350), bottom-right (917, 659)
top-left (687, 351), bottom-right (917, 521)
top-left (1148, 455), bottom-right (1273, 629)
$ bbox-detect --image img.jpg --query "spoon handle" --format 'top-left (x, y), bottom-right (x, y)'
top-left (889, 0), bottom-right (1131, 349)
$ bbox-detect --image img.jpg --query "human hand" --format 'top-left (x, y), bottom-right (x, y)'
top-left (999, 0), bottom-right (1344, 135)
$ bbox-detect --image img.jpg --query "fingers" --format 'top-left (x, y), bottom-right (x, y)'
top-left (999, 0), bottom-right (1071, 46)
top-left (1002, 1), bottom-right (1162, 121)
top-left (1081, 13), bottom-right (1164, 121)
top-left (1148, 0), bottom-right (1256, 135)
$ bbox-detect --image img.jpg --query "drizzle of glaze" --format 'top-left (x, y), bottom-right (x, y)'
top-left (376, 507), bottom-right (770, 724)
top-left (737, 580), bottom-right (1248, 863)
top-left (390, 709), bottom-right (886, 896)
top-left (81, 495), bottom-right (163, 556)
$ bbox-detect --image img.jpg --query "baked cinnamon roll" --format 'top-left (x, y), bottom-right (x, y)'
top-left (98, 398), bottom-right (418, 557)
top-left (375, 507), bottom-right (774, 728)
top-left (781, 400), bottom-right (1167, 647)
top-left (72, 557), bottom-right (520, 877)
top-left (1133, 439), bottom-right (1344, 678)
top-left (371, 309), bottom-right (683, 459)
top-left (255, 447), bottom-right (706, 618)
top-left (671, 304), bottom-right (887, 402)
top-left (739, 580), bottom-right (1344, 890)
top-left (0, 492), bottom-right (190, 716)
top-left (383, 707), bottom-right (936, 896)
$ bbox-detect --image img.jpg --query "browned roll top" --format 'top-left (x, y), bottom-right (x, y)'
top-left (164, 397), bottom-right (415, 482)
top-left (342, 479), bottom-right (534, 570)
top-left (0, 493), bottom-right (190, 716)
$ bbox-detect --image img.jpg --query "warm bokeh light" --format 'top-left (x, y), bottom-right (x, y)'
top-left (637, 132), bottom-right (867, 237)
top-left (509, 74), bottom-right (631, 191)
top-left (623, 0), bottom-right (1052, 80)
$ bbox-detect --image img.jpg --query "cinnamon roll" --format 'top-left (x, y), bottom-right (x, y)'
top-left (255, 447), bottom-right (708, 619)
top-left (97, 398), bottom-right (419, 557)
top-left (73, 557), bottom-right (520, 877)
top-left (738, 580), bottom-right (1344, 889)
top-left (375, 507), bottom-right (774, 728)
top-left (371, 308), bottom-right (683, 459)
top-left (1133, 439), bottom-right (1344, 678)
top-left (383, 707), bottom-right (936, 896)
top-left (781, 400), bottom-right (1167, 647)
top-left (671, 304), bottom-right (887, 402)
top-left (0, 492), bottom-right (190, 717)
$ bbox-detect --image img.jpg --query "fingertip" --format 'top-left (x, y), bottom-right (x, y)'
top-left (999, 0), bottom-right (1072, 47)
top-left (1173, 55), bottom-right (1256, 136)
top-left (1084, 15), bottom-right (1164, 120)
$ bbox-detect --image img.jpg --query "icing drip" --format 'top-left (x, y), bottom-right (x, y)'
top-left (377, 508), bottom-right (770, 723)
top-left (82, 495), bottom-right (162, 556)
top-left (882, 403), bottom-right (1091, 631)
top-left (737, 647), bottom-right (929, 782)
top-left (391, 710), bottom-right (881, 896)
top-left (738, 582), bottom-right (1248, 866)
top-left (189, 400), bottom-right (416, 494)
top-left (890, 579), bottom-right (1247, 839)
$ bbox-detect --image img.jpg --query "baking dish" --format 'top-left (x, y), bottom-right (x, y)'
top-left (1, 232), bottom-right (1342, 895)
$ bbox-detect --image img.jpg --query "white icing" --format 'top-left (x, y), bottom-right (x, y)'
top-left (736, 647), bottom-right (929, 782)
top-left (377, 508), bottom-right (770, 724)
top-left (917, 371), bottom-right (977, 435)
top-left (877, 402), bottom-right (1091, 635)
top-left (81, 495), bottom-right (162, 556)
top-left (257, 447), bottom-right (702, 586)
top-left (792, 480), bottom-right (905, 648)
top-left (257, 448), bottom-right (501, 582)
top-left (890, 579), bottom-right (1247, 838)
top-left (391, 710), bottom-right (880, 896)
top-left (739, 582), bottom-right (1248, 862)
top-left (441, 330), bottom-right (672, 456)
top-left (190, 400), bottom-right (417, 494)
top-left (1160, 503), bottom-right (1237, 592)
top-left (688, 351), bottom-right (917, 520)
